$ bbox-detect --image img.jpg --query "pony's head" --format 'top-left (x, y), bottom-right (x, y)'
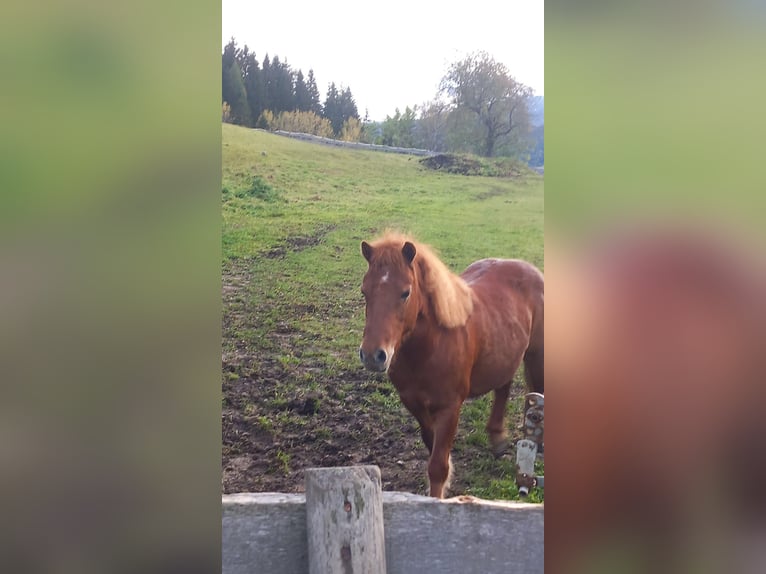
top-left (358, 233), bottom-right (474, 372)
top-left (359, 234), bottom-right (421, 372)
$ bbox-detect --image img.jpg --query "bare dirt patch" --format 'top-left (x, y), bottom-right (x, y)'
top-left (419, 153), bottom-right (525, 178)
top-left (420, 153), bottom-right (484, 175)
top-left (222, 360), bottom-right (429, 494)
top-left (263, 225), bottom-right (337, 259)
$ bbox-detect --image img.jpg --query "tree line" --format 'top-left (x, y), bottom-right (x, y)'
top-left (222, 39), bottom-right (360, 139)
top-left (223, 40), bottom-right (542, 163)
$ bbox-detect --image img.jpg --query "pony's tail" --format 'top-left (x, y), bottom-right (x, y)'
top-left (523, 347), bottom-right (544, 394)
top-left (523, 296), bottom-right (544, 394)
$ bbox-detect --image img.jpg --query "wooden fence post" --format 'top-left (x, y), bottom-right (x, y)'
top-left (305, 466), bottom-right (387, 574)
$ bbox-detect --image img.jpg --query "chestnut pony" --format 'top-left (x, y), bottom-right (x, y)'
top-left (359, 233), bottom-right (544, 498)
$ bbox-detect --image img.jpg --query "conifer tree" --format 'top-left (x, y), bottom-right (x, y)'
top-left (222, 61), bottom-right (251, 126)
top-left (339, 87), bottom-right (360, 125)
top-left (260, 54), bottom-right (272, 112)
top-left (270, 56), bottom-right (295, 113)
top-left (306, 70), bottom-right (322, 116)
top-left (323, 82), bottom-right (342, 135)
top-left (294, 70), bottom-right (311, 112)
top-left (237, 47), bottom-right (265, 127)
top-left (221, 38), bottom-right (239, 107)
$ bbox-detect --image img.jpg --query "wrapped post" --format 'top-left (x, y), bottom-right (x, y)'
top-left (516, 392), bottom-right (544, 496)
top-left (523, 392), bottom-right (545, 450)
top-left (515, 439), bottom-right (539, 497)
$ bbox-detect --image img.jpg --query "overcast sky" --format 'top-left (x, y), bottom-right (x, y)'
top-left (222, 1), bottom-right (543, 122)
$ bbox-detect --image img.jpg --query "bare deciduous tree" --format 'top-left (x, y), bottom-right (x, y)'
top-left (440, 51), bottom-right (533, 157)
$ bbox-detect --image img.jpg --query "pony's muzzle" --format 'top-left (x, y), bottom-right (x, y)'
top-left (359, 347), bottom-right (389, 372)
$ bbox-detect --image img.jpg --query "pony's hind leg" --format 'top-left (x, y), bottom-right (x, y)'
top-left (487, 382), bottom-right (512, 457)
top-left (428, 405), bottom-right (460, 498)
top-left (523, 347), bottom-right (544, 394)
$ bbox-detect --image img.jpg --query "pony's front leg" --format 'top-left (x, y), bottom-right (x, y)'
top-left (420, 423), bottom-right (434, 455)
top-left (427, 405), bottom-right (461, 498)
top-left (404, 401), bottom-right (434, 455)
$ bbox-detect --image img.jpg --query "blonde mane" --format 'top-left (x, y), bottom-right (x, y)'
top-left (369, 233), bottom-right (474, 328)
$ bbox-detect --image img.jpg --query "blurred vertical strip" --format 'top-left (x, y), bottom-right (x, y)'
top-left (0, 1), bottom-right (222, 573)
top-left (546, 1), bottom-right (766, 572)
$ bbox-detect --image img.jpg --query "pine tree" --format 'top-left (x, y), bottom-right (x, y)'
top-left (294, 70), bottom-right (311, 112)
top-left (270, 56), bottom-right (295, 113)
top-left (323, 82), bottom-right (342, 135)
top-left (222, 38), bottom-right (239, 106)
top-left (339, 87), bottom-right (360, 123)
top-left (261, 54), bottom-right (272, 112)
top-left (222, 61), bottom-right (251, 126)
top-left (236, 45), bottom-right (253, 77)
top-left (306, 70), bottom-right (322, 116)
top-left (241, 49), bottom-right (265, 126)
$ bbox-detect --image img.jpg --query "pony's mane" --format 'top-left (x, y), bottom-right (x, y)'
top-left (369, 232), bottom-right (474, 328)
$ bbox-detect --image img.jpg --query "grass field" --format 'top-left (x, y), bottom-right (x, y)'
top-left (221, 123), bottom-right (544, 501)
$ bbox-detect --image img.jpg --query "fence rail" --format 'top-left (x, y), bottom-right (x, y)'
top-left (223, 465), bottom-right (543, 574)
top-left (270, 130), bottom-right (435, 156)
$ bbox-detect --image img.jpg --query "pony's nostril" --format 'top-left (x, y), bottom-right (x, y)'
top-left (374, 349), bottom-right (387, 364)
top-left (359, 348), bottom-right (365, 363)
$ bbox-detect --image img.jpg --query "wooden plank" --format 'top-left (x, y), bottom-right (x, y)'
top-left (382, 493), bottom-right (544, 574)
top-left (222, 493), bottom-right (308, 574)
top-left (304, 466), bottom-right (387, 574)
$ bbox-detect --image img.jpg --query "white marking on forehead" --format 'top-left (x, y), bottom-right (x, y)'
top-left (380, 270), bottom-right (389, 284)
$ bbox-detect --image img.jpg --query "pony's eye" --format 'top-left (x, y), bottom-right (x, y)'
top-left (401, 289), bottom-right (411, 300)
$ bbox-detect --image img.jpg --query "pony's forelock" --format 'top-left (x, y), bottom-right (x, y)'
top-left (367, 232), bottom-right (473, 328)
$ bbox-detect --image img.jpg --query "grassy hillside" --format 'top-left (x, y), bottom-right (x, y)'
top-left (222, 123), bottom-right (544, 500)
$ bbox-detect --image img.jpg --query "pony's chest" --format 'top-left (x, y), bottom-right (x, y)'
top-left (394, 329), bottom-right (467, 371)
top-left (388, 335), bottom-right (471, 395)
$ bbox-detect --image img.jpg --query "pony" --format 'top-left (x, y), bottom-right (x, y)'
top-left (358, 232), bottom-right (544, 498)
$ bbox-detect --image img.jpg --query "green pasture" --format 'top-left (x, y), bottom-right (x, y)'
top-left (222, 123), bottom-right (544, 500)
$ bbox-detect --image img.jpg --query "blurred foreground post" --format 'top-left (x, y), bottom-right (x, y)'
top-left (305, 466), bottom-right (387, 574)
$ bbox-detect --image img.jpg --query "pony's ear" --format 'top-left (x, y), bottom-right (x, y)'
top-left (402, 241), bottom-right (417, 265)
top-left (361, 241), bottom-right (373, 262)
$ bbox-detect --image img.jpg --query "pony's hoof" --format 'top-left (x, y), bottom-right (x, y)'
top-left (490, 440), bottom-right (509, 459)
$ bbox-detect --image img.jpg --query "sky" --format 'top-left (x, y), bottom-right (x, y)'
top-left (222, 0), bottom-right (544, 122)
